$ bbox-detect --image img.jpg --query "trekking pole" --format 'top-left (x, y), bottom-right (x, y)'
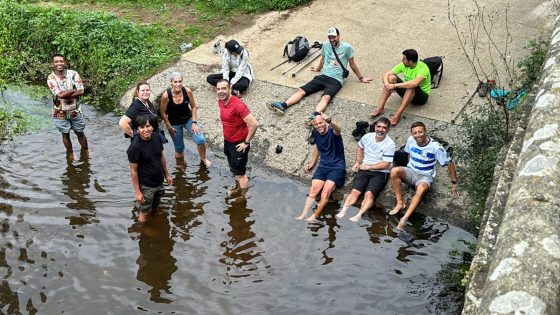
top-left (281, 47), bottom-right (321, 75)
top-left (270, 59), bottom-right (291, 71)
top-left (291, 53), bottom-right (321, 78)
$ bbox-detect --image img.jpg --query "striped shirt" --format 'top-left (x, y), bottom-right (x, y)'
top-left (404, 136), bottom-right (450, 177)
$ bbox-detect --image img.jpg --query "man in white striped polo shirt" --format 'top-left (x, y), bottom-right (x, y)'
top-left (389, 121), bottom-right (459, 229)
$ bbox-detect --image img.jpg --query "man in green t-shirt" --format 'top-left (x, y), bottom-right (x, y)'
top-left (268, 27), bottom-right (372, 116)
top-left (371, 49), bottom-right (431, 126)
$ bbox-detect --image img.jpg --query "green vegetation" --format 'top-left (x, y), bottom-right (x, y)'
top-left (1, 0), bottom-right (309, 110)
top-left (457, 38), bottom-right (549, 225)
top-left (0, 104), bottom-right (42, 140)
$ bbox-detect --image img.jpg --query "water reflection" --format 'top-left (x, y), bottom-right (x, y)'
top-left (61, 151), bottom-right (98, 225)
top-left (169, 164), bottom-right (208, 241)
top-left (132, 209), bottom-right (177, 304)
top-left (307, 202), bottom-right (340, 265)
top-left (220, 196), bottom-right (264, 282)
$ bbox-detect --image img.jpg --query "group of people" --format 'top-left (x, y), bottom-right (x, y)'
top-left (46, 25), bottom-right (456, 228)
top-left (268, 27), bottom-right (432, 127)
top-left (300, 114), bottom-right (458, 229)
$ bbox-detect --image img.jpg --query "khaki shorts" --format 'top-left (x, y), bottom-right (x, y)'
top-left (135, 185), bottom-right (164, 213)
top-left (403, 167), bottom-right (433, 188)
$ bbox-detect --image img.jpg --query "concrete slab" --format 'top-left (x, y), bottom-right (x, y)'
top-left (119, 0), bottom-right (555, 230)
top-left (184, 0), bottom-right (554, 123)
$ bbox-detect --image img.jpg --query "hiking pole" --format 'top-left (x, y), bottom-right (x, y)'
top-left (281, 47), bottom-right (321, 75)
top-left (270, 58), bottom-right (291, 71)
top-left (291, 53), bottom-right (321, 77)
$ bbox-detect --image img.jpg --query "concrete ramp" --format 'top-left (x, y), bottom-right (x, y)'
top-left (185, 0), bottom-right (554, 123)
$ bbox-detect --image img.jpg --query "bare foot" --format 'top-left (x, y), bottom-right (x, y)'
top-left (390, 115), bottom-right (401, 126)
top-left (295, 214), bottom-right (306, 220)
top-left (389, 202), bottom-right (406, 215)
top-left (305, 214), bottom-right (317, 221)
top-left (201, 159), bottom-right (211, 167)
top-left (227, 187), bottom-right (241, 198)
top-left (397, 218), bottom-right (406, 230)
top-left (349, 214), bottom-right (361, 222)
top-left (370, 107), bottom-right (384, 117)
top-left (336, 209), bottom-right (347, 219)
top-left (138, 212), bottom-right (150, 223)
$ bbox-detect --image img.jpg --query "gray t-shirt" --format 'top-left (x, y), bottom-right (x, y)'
top-left (320, 41), bottom-right (354, 84)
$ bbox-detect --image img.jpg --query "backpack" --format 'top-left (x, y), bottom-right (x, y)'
top-left (422, 56), bottom-right (444, 89)
top-left (283, 36), bottom-right (310, 62)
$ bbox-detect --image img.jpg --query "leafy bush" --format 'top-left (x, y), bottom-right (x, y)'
top-left (0, 1), bottom-right (178, 110)
top-left (457, 38), bottom-right (549, 225)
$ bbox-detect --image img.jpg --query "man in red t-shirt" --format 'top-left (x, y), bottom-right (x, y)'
top-left (216, 79), bottom-right (259, 197)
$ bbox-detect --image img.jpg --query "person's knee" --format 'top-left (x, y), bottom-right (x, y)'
top-left (364, 191), bottom-right (374, 200)
top-left (193, 134), bottom-right (206, 145)
top-left (390, 167), bottom-right (402, 178)
top-left (416, 182), bottom-right (430, 194)
top-left (350, 189), bottom-right (361, 198)
top-left (387, 74), bottom-right (398, 83)
top-left (296, 88), bottom-right (307, 97)
top-left (320, 95), bottom-right (332, 103)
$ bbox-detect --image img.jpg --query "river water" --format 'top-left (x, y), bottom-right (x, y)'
top-left (0, 90), bottom-right (475, 314)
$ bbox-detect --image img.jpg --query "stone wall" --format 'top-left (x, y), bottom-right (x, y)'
top-left (463, 15), bottom-right (560, 315)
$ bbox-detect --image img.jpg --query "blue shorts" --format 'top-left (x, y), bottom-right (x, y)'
top-left (312, 166), bottom-right (346, 188)
top-left (53, 112), bottom-right (86, 133)
top-left (171, 118), bottom-right (206, 153)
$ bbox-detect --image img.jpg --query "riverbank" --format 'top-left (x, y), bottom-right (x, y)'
top-left (120, 0), bottom-right (555, 233)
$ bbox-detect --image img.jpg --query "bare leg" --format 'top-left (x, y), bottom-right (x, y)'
top-left (337, 189), bottom-right (361, 218)
top-left (227, 180), bottom-right (241, 197)
top-left (175, 151), bottom-right (185, 159)
top-left (371, 75), bottom-right (398, 117)
top-left (197, 144), bottom-right (211, 167)
top-left (236, 175), bottom-right (249, 190)
top-left (350, 191), bottom-right (375, 222)
top-left (61, 133), bottom-right (74, 159)
top-left (315, 95), bottom-right (332, 113)
top-left (397, 183), bottom-right (429, 229)
top-left (296, 179), bottom-right (324, 219)
top-left (138, 212), bottom-right (150, 223)
top-left (307, 180), bottom-right (336, 221)
top-left (389, 167), bottom-right (407, 215)
top-left (285, 88), bottom-right (307, 108)
top-left (75, 131), bottom-right (88, 152)
top-left (391, 88), bottom-right (415, 126)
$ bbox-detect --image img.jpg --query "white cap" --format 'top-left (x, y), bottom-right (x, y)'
top-left (326, 27), bottom-right (338, 36)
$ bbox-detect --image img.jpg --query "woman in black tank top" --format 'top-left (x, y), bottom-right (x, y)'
top-left (160, 72), bottom-right (210, 167)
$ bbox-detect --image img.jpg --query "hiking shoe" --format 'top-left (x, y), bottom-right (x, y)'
top-left (352, 121), bottom-right (370, 141)
top-left (267, 101), bottom-right (285, 114)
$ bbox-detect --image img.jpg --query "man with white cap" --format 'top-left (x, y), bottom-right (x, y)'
top-left (269, 27), bottom-right (372, 116)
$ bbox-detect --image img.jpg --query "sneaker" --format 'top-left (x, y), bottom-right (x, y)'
top-left (232, 89), bottom-right (240, 97)
top-left (267, 101), bottom-right (285, 114)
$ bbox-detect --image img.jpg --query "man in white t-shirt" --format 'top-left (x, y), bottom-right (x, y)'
top-left (337, 117), bottom-right (395, 222)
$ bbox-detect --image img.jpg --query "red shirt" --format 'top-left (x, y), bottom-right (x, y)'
top-left (218, 96), bottom-right (251, 143)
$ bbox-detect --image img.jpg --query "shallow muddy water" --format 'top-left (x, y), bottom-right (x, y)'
top-left (0, 91), bottom-right (475, 314)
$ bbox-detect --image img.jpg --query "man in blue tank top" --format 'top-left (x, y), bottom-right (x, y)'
top-left (389, 122), bottom-right (459, 229)
top-left (296, 113), bottom-right (346, 221)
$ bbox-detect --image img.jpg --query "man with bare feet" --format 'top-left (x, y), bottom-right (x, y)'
top-left (216, 79), bottom-right (259, 198)
top-left (127, 116), bottom-right (173, 223)
top-left (337, 117), bottom-right (395, 222)
top-left (389, 122), bottom-right (459, 229)
top-left (370, 49), bottom-right (431, 126)
top-left (47, 54), bottom-right (88, 159)
top-left (296, 113), bottom-right (346, 221)
top-left (268, 27), bottom-right (371, 116)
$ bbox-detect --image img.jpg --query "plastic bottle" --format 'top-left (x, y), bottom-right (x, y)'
top-left (180, 42), bottom-right (193, 52)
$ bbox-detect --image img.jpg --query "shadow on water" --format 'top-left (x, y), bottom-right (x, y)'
top-left (0, 89), bottom-right (476, 314)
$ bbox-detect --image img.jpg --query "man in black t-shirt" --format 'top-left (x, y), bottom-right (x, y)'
top-left (127, 116), bottom-right (173, 223)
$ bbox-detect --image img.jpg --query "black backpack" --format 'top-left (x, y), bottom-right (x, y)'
top-left (422, 56), bottom-right (444, 89)
top-left (283, 36), bottom-right (310, 62)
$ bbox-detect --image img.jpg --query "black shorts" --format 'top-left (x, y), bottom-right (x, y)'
top-left (395, 77), bottom-right (429, 105)
top-left (351, 170), bottom-right (390, 198)
top-left (300, 75), bottom-right (343, 98)
top-left (224, 140), bottom-right (250, 176)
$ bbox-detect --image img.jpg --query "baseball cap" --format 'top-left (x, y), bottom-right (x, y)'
top-left (326, 27), bottom-right (339, 37)
top-left (225, 39), bottom-right (243, 54)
